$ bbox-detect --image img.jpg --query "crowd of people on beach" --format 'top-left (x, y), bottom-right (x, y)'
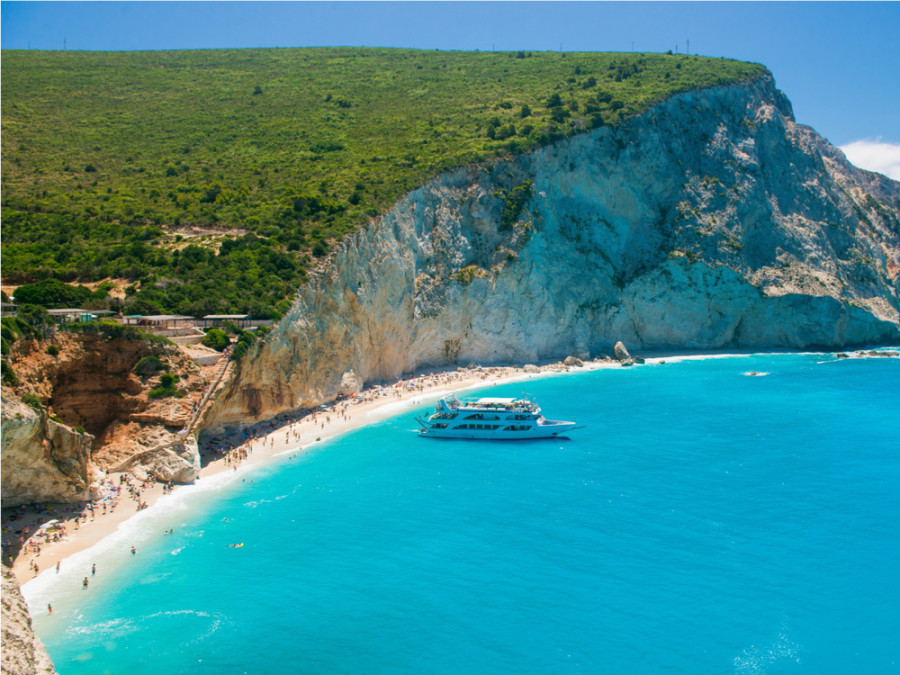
top-left (3, 364), bottom-right (524, 586)
top-left (196, 365), bottom-right (508, 458)
top-left (1, 471), bottom-right (165, 578)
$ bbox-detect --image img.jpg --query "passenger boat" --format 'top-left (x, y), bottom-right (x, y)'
top-left (416, 394), bottom-right (579, 440)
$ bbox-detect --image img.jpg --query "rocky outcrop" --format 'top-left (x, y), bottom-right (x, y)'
top-left (113, 436), bottom-right (200, 484)
top-left (205, 72), bottom-right (899, 427)
top-left (1, 394), bottom-right (97, 508)
top-left (2, 333), bottom-right (208, 505)
top-left (613, 342), bottom-right (632, 363)
top-left (1, 564), bottom-right (56, 675)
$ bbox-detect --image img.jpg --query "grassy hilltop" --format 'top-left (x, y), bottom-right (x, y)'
top-left (1, 47), bottom-right (765, 317)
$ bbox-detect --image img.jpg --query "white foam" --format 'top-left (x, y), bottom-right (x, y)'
top-left (22, 469), bottom-right (250, 609)
top-left (273, 445), bottom-right (304, 458)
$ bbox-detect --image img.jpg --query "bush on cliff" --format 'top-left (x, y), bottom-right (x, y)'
top-left (230, 330), bottom-right (258, 361)
top-left (148, 372), bottom-right (184, 399)
top-left (21, 393), bottom-right (43, 410)
top-left (134, 354), bottom-right (165, 377)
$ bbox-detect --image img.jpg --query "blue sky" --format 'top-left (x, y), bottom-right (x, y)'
top-left (3, 2), bottom-right (899, 177)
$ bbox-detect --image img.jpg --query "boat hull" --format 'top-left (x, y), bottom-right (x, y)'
top-left (417, 421), bottom-right (578, 440)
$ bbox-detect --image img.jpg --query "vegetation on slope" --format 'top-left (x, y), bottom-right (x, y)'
top-left (1, 47), bottom-right (765, 317)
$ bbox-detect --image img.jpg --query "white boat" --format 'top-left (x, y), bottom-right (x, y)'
top-left (416, 394), bottom-right (579, 440)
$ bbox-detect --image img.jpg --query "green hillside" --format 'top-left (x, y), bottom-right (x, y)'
top-left (1, 47), bottom-right (765, 317)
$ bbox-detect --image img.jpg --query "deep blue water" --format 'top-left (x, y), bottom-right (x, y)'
top-left (25, 353), bottom-right (900, 674)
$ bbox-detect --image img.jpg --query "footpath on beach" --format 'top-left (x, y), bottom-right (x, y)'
top-left (7, 360), bottom-right (615, 587)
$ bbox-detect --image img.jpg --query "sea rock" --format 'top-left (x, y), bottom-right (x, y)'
top-left (1, 564), bottom-right (57, 675)
top-left (204, 73), bottom-right (900, 428)
top-left (563, 356), bottom-right (584, 367)
top-left (613, 342), bottom-right (632, 362)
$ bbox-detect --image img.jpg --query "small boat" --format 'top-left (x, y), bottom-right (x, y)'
top-left (416, 394), bottom-right (579, 440)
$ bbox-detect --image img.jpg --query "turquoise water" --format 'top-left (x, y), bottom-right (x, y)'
top-left (26, 353), bottom-right (900, 674)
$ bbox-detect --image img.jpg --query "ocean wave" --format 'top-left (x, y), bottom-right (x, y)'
top-left (64, 617), bottom-right (137, 640)
top-left (733, 630), bottom-right (802, 674)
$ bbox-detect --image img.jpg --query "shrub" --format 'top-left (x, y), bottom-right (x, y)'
top-left (134, 354), bottom-right (165, 376)
top-left (14, 305), bottom-right (51, 339)
top-left (1, 359), bottom-right (18, 385)
top-left (21, 393), bottom-right (43, 409)
top-left (159, 372), bottom-right (178, 388)
top-left (46, 344), bottom-right (60, 357)
top-left (498, 180), bottom-right (534, 231)
top-left (230, 329), bottom-right (258, 361)
top-left (201, 328), bottom-right (230, 352)
top-left (148, 372), bottom-right (183, 399)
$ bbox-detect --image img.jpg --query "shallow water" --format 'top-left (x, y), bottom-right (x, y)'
top-left (26, 352), bottom-right (900, 674)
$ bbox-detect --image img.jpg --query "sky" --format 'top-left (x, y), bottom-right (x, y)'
top-left (2, 1), bottom-right (899, 179)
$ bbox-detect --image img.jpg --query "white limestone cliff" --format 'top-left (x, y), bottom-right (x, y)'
top-left (1, 395), bottom-right (98, 508)
top-left (1, 564), bottom-right (57, 675)
top-left (206, 73), bottom-right (899, 426)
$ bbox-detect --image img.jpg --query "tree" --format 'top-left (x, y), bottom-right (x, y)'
top-left (13, 279), bottom-right (92, 308)
top-left (16, 304), bottom-right (52, 338)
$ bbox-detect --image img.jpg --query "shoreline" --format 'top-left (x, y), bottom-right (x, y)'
top-left (9, 359), bottom-right (608, 587)
top-left (10, 345), bottom-right (897, 589)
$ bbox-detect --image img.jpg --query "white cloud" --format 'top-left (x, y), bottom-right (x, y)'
top-left (839, 139), bottom-right (900, 181)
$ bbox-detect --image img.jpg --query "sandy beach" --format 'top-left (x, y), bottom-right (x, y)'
top-left (6, 360), bottom-right (616, 586)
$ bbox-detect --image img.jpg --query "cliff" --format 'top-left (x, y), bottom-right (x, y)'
top-left (0, 395), bottom-right (97, 508)
top-left (1, 332), bottom-right (207, 507)
top-left (1, 564), bottom-right (56, 675)
top-left (203, 74), bottom-right (898, 427)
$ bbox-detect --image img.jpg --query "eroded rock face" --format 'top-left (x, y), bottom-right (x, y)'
top-left (1, 564), bottom-right (57, 675)
top-left (116, 436), bottom-right (200, 484)
top-left (206, 73), bottom-right (899, 427)
top-left (2, 333), bottom-right (206, 504)
top-left (1, 395), bottom-right (97, 507)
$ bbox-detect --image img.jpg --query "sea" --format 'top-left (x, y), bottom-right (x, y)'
top-left (23, 351), bottom-right (900, 674)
